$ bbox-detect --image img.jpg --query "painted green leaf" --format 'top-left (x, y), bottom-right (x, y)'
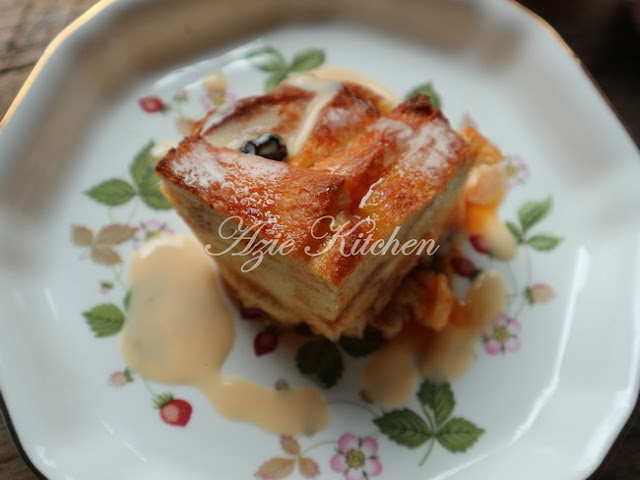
top-left (527, 234), bottom-right (562, 251)
top-left (129, 141), bottom-right (173, 210)
top-left (506, 221), bottom-right (524, 244)
top-left (123, 367), bottom-right (134, 382)
top-left (138, 186), bottom-right (173, 210)
top-left (84, 179), bottom-right (136, 206)
top-left (374, 409), bottom-right (432, 448)
top-left (95, 224), bottom-right (138, 245)
top-left (405, 82), bottom-right (441, 109)
top-left (129, 141), bottom-right (156, 188)
top-left (153, 392), bottom-right (174, 409)
top-left (83, 303), bottom-right (125, 337)
top-left (524, 287), bottom-right (534, 305)
top-left (518, 197), bottom-right (552, 234)
top-left (417, 381), bottom-right (455, 427)
top-left (265, 70), bottom-right (289, 92)
top-left (436, 417), bottom-right (484, 453)
top-left (246, 46), bottom-right (287, 72)
top-left (290, 48), bottom-right (325, 72)
top-left (124, 290), bottom-right (132, 311)
top-left (71, 225), bottom-right (93, 246)
top-left (295, 337), bottom-right (343, 388)
top-left (339, 329), bottom-right (384, 357)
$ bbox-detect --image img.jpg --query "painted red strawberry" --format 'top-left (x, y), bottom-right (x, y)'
top-left (450, 257), bottom-right (480, 279)
top-left (469, 235), bottom-right (491, 255)
top-left (138, 96), bottom-right (166, 113)
top-left (154, 394), bottom-right (192, 427)
top-left (254, 327), bottom-right (279, 356)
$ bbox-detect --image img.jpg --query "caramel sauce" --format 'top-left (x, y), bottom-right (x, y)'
top-left (360, 272), bottom-right (505, 407)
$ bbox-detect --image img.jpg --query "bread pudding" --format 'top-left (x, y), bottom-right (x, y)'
top-left (155, 73), bottom-right (470, 340)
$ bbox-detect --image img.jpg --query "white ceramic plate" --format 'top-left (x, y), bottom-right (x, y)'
top-left (1, 0), bottom-right (639, 479)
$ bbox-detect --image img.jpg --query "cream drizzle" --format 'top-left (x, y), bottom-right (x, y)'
top-left (284, 67), bottom-right (402, 157)
top-left (360, 333), bottom-right (418, 408)
top-left (309, 66), bottom-right (400, 107)
top-left (205, 109), bottom-right (282, 150)
top-left (121, 235), bottom-right (329, 435)
top-left (283, 75), bottom-right (341, 156)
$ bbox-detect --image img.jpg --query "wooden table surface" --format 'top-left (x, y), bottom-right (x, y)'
top-left (0, 0), bottom-right (638, 478)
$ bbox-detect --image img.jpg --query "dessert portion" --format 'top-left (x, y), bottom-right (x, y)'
top-left (156, 72), bottom-right (470, 340)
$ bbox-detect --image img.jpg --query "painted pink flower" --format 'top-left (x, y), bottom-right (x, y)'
top-left (330, 434), bottom-right (382, 480)
top-left (504, 154), bottom-right (531, 187)
top-left (134, 219), bottom-right (175, 249)
top-left (138, 96), bottom-right (166, 113)
top-left (525, 283), bottom-right (555, 304)
top-left (483, 314), bottom-right (521, 355)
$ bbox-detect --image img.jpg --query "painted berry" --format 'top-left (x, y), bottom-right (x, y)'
top-left (108, 370), bottom-right (129, 387)
top-left (154, 394), bottom-right (192, 427)
top-left (254, 328), bottom-right (279, 356)
top-left (450, 257), bottom-right (479, 278)
top-left (241, 307), bottom-right (268, 320)
top-left (525, 283), bottom-right (555, 304)
top-left (138, 96), bottom-right (165, 113)
top-left (469, 235), bottom-right (491, 255)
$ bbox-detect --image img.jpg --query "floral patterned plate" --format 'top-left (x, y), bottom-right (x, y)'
top-left (1, 1), bottom-right (639, 479)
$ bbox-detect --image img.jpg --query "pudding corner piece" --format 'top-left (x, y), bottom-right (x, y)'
top-left (156, 77), bottom-right (470, 340)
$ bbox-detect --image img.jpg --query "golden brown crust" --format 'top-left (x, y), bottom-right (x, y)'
top-left (458, 126), bottom-right (504, 166)
top-left (156, 139), bottom-right (346, 255)
top-left (356, 95), bottom-right (469, 236)
top-left (290, 83), bottom-right (384, 168)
